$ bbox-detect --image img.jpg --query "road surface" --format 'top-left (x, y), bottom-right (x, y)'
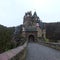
top-left (26, 43), bottom-right (60, 60)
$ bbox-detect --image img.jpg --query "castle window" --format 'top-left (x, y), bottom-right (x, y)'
top-left (22, 27), bottom-right (25, 31)
top-left (36, 18), bottom-right (38, 20)
top-left (36, 23), bottom-right (39, 27)
top-left (27, 14), bottom-right (30, 17)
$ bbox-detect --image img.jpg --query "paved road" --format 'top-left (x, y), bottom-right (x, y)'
top-left (26, 43), bottom-right (60, 60)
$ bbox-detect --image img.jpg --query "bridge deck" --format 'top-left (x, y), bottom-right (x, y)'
top-left (26, 43), bottom-right (60, 60)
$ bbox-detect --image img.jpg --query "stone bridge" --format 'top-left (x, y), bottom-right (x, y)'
top-left (26, 43), bottom-right (60, 60)
top-left (0, 42), bottom-right (60, 60)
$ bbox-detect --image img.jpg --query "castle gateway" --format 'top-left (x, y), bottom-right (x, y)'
top-left (22, 11), bottom-right (46, 42)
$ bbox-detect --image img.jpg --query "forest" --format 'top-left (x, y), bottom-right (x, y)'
top-left (0, 25), bottom-right (15, 53)
top-left (46, 22), bottom-right (60, 42)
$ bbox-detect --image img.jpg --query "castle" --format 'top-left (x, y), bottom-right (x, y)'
top-left (21, 11), bottom-right (46, 42)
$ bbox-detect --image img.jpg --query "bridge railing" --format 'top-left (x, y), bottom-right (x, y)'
top-left (39, 41), bottom-right (60, 50)
top-left (0, 41), bottom-right (28, 60)
top-left (45, 42), bottom-right (60, 50)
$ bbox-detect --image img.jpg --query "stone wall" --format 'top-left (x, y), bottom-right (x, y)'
top-left (0, 41), bottom-right (27, 60)
top-left (38, 41), bottom-right (60, 50)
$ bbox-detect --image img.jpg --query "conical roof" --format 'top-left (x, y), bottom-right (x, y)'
top-left (33, 11), bottom-right (37, 17)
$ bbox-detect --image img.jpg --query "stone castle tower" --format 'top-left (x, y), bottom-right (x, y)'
top-left (22, 11), bottom-right (46, 42)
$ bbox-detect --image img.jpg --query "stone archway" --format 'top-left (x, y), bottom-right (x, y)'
top-left (28, 35), bottom-right (35, 42)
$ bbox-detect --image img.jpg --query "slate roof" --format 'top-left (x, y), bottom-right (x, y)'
top-left (25, 26), bottom-right (37, 31)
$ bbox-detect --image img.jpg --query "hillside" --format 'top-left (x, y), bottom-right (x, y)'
top-left (45, 22), bottom-right (60, 42)
top-left (0, 24), bottom-right (15, 53)
top-left (0, 24), bottom-right (26, 53)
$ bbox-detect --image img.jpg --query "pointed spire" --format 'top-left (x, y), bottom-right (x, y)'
top-left (33, 11), bottom-right (37, 17)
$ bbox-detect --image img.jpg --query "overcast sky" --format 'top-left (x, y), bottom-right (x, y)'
top-left (0, 0), bottom-right (60, 27)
